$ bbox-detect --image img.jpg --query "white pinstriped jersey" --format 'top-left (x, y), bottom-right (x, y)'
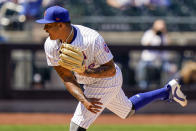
top-left (44, 24), bottom-right (133, 129)
top-left (44, 24), bottom-right (115, 84)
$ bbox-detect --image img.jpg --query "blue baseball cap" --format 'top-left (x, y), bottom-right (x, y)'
top-left (36, 6), bottom-right (70, 24)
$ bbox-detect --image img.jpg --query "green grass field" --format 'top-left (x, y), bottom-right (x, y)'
top-left (0, 125), bottom-right (196, 131)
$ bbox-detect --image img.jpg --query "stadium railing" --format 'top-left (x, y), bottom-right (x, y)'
top-left (0, 43), bottom-right (195, 100)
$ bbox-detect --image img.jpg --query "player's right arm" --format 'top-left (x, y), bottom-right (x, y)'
top-left (54, 66), bottom-right (102, 113)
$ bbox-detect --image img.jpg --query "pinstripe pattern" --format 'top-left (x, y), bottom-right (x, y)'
top-left (44, 38), bottom-right (61, 66)
top-left (72, 25), bottom-right (114, 84)
top-left (44, 24), bottom-right (114, 84)
top-left (71, 66), bottom-right (133, 129)
top-left (44, 24), bottom-right (133, 129)
top-left (106, 88), bottom-right (132, 119)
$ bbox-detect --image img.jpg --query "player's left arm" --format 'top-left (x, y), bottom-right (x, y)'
top-left (79, 59), bottom-right (116, 78)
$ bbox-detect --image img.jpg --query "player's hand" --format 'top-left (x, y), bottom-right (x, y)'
top-left (82, 98), bottom-right (103, 114)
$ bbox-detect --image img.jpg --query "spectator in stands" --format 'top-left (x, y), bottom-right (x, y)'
top-left (136, 19), bottom-right (169, 89)
top-left (17, 0), bottom-right (42, 19)
top-left (0, 1), bottom-right (26, 30)
top-left (106, 0), bottom-right (134, 10)
top-left (17, 0), bottom-right (55, 20)
top-left (106, 0), bottom-right (170, 10)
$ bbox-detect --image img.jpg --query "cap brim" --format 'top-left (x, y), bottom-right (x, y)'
top-left (36, 19), bottom-right (56, 24)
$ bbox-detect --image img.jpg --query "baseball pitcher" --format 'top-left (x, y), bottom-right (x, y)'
top-left (36, 6), bottom-right (187, 131)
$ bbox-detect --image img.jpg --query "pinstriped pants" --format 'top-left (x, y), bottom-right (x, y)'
top-left (71, 66), bottom-right (133, 129)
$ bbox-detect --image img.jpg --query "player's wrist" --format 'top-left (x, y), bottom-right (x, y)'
top-left (80, 95), bottom-right (88, 104)
top-left (81, 99), bottom-right (90, 108)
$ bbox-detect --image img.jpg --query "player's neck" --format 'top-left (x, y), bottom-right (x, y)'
top-left (62, 26), bottom-right (74, 44)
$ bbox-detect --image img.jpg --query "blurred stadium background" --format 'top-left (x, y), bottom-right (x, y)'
top-left (0, 0), bottom-right (196, 130)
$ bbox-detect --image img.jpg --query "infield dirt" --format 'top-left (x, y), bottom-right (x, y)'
top-left (0, 113), bottom-right (195, 125)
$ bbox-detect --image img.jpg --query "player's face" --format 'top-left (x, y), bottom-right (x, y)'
top-left (44, 23), bottom-right (61, 40)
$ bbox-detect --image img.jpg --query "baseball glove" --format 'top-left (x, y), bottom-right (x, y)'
top-left (58, 44), bottom-right (85, 73)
